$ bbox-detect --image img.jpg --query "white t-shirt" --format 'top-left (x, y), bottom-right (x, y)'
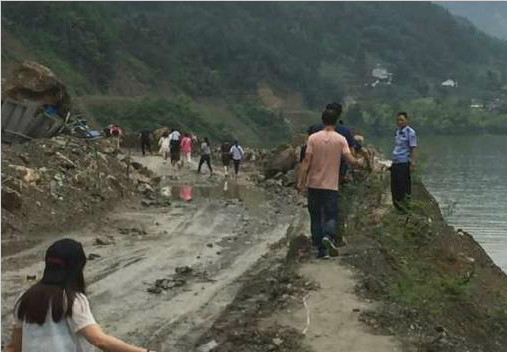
top-left (159, 136), bottom-right (170, 150)
top-left (14, 293), bottom-right (97, 352)
top-left (169, 131), bottom-right (181, 141)
top-left (230, 145), bottom-right (244, 160)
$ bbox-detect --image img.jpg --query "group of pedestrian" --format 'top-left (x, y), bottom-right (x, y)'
top-left (298, 103), bottom-right (417, 259)
top-left (220, 140), bottom-right (244, 179)
top-left (141, 127), bottom-right (245, 179)
top-left (197, 138), bottom-right (245, 179)
top-left (154, 128), bottom-right (194, 170)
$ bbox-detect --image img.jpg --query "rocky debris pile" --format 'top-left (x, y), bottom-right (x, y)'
top-left (2, 61), bottom-right (71, 113)
top-left (118, 226), bottom-right (147, 236)
top-left (263, 145), bottom-right (298, 180)
top-left (147, 265), bottom-right (212, 294)
top-left (257, 135), bottom-right (378, 191)
top-left (94, 236), bottom-right (116, 246)
top-left (247, 145), bottom-right (298, 190)
top-left (152, 127), bottom-right (169, 143)
top-left (1, 135), bottom-right (160, 237)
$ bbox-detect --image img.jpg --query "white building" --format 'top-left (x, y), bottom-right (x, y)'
top-left (442, 79), bottom-right (458, 87)
top-left (372, 67), bottom-right (390, 80)
top-left (370, 65), bottom-right (393, 87)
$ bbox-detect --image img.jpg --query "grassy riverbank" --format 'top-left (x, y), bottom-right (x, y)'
top-left (341, 170), bottom-right (507, 350)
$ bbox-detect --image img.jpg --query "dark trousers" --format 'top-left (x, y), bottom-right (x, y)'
top-left (198, 155), bottom-right (212, 173)
top-left (390, 162), bottom-right (411, 210)
top-left (141, 140), bottom-right (151, 155)
top-left (233, 159), bottom-right (241, 174)
top-left (307, 188), bottom-right (338, 254)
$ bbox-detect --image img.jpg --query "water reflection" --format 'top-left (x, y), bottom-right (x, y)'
top-left (164, 180), bottom-right (262, 206)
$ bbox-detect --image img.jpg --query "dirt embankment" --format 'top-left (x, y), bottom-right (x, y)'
top-left (195, 166), bottom-right (507, 352)
top-left (341, 176), bottom-right (507, 352)
top-left (1, 136), bottom-right (159, 254)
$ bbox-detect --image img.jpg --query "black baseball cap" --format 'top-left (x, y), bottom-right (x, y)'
top-left (41, 239), bottom-right (87, 286)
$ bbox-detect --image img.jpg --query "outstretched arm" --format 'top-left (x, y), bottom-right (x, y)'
top-left (79, 324), bottom-right (154, 352)
top-left (343, 151), bottom-right (363, 168)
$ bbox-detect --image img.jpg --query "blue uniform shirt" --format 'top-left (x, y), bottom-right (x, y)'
top-left (392, 126), bottom-right (417, 163)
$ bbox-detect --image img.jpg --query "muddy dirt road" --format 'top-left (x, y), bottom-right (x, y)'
top-left (2, 153), bottom-right (409, 352)
top-left (1, 154), bottom-right (302, 351)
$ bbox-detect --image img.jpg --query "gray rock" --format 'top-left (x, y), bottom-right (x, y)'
top-left (88, 253), bottom-right (102, 260)
top-left (197, 340), bottom-right (218, 352)
top-left (264, 147), bottom-right (297, 178)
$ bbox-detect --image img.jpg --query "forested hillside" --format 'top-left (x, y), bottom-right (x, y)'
top-left (2, 1), bottom-right (507, 143)
top-left (436, 1), bottom-right (507, 40)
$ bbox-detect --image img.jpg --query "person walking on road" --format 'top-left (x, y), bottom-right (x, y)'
top-left (180, 133), bottom-right (193, 165)
top-left (221, 141), bottom-right (232, 176)
top-left (158, 131), bottom-right (170, 162)
top-left (139, 128), bottom-right (153, 156)
top-left (309, 103), bottom-right (357, 186)
top-left (168, 128), bottom-right (181, 169)
top-left (390, 112), bottom-right (417, 211)
top-left (229, 140), bottom-right (244, 180)
top-left (3, 238), bottom-right (156, 352)
top-left (298, 109), bottom-right (363, 259)
top-left (110, 123), bottom-right (122, 149)
top-left (197, 137), bottom-right (213, 176)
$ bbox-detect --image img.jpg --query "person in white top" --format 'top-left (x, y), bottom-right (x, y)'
top-left (168, 129), bottom-right (181, 142)
top-left (229, 140), bottom-right (244, 180)
top-left (158, 131), bottom-right (170, 162)
top-left (4, 238), bottom-right (156, 352)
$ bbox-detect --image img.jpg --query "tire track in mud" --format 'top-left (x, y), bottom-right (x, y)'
top-left (1, 155), bottom-right (302, 351)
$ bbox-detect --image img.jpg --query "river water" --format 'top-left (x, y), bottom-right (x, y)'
top-left (372, 134), bottom-right (507, 272)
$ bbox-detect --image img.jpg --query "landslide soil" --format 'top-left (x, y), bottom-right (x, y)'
top-left (1, 137), bottom-right (143, 255)
top-left (1, 150), bottom-right (302, 351)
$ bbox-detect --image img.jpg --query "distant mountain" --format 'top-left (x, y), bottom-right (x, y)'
top-left (2, 2), bottom-right (507, 140)
top-left (435, 1), bottom-right (507, 40)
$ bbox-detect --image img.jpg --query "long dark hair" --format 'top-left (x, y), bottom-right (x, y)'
top-left (17, 239), bottom-right (87, 325)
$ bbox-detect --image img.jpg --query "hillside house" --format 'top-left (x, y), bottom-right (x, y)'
top-left (370, 66), bottom-right (393, 86)
top-left (442, 79), bottom-right (458, 87)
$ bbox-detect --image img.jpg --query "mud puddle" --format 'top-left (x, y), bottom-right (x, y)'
top-left (162, 181), bottom-right (266, 211)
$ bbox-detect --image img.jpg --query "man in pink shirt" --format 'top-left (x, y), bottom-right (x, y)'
top-left (298, 108), bottom-right (362, 258)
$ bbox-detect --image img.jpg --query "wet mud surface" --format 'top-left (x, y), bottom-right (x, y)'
top-left (1, 153), bottom-right (302, 351)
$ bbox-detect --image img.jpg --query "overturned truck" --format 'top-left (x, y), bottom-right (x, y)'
top-left (1, 61), bottom-right (71, 143)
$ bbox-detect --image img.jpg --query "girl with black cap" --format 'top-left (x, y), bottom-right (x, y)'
top-left (4, 238), bottom-right (156, 352)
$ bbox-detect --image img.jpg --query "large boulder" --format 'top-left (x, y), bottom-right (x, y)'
top-left (264, 146), bottom-right (297, 179)
top-left (153, 127), bottom-right (169, 143)
top-left (3, 61), bottom-right (71, 115)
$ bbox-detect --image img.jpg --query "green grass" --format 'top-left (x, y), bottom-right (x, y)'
top-left (341, 173), bottom-right (474, 316)
top-left (380, 200), bottom-right (474, 315)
